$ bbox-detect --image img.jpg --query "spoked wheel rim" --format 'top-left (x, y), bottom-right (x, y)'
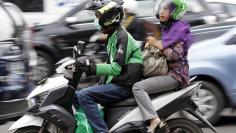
top-left (191, 88), bottom-right (218, 120)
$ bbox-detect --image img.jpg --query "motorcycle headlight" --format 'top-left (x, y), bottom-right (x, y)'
top-left (28, 91), bottom-right (49, 108)
top-left (28, 98), bottom-right (36, 108)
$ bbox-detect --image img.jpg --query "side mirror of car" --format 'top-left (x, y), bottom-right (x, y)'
top-left (65, 17), bottom-right (79, 25)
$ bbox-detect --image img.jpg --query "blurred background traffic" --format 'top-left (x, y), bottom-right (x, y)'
top-left (0, 0), bottom-right (235, 132)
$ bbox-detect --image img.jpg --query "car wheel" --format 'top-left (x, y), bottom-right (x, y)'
top-left (31, 51), bottom-right (54, 82)
top-left (180, 81), bottom-right (225, 125)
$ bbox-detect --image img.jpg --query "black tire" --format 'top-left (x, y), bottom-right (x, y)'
top-left (0, 120), bottom-right (6, 125)
top-left (166, 118), bottom-right (203, 133)
top-left (31, 51), bottom-right (54, 82)
top-left (180, 81), bottom-right (225, 126)
top-left (14, 126), bottom-right (40, 133)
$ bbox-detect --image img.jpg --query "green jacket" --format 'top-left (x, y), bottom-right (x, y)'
top-left (96, 27), bottom-right (143, 87)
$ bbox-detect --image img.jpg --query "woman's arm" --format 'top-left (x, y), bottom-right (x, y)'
top-left (146, 36), bottom-right (185, 61)
top-left (162, 42), bottom-right (184, 61)
top-left (146, 36), bottom-right (184, 61)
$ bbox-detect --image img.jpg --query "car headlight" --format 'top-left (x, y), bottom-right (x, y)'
top-left (28, 91), bottom-right (49, 108)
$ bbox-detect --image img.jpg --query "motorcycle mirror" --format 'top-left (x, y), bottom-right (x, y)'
top-left (77, 41), bottom-right (86, 50)
top-left (73, 41), bottom-right (85, 58)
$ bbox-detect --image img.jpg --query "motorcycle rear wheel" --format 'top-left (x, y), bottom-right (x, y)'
top-left (166, 118), bottom-right (203, 133)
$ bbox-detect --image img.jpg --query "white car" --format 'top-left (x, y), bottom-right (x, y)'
top-left (206, 0), bottom-right (236, 21)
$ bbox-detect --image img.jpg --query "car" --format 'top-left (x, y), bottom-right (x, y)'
top-left (31, 0), bottom-right (219, 82)
top-left (206, 0), bottom-right (236, 21)
top-left (191, 20), bottom-right (236, 42)
top-left (180, 21), bottom-right (236, 125)
top-left (0, 1), bottom-right (35, 124)
top-left (0, 41), bottom-right (29, 124)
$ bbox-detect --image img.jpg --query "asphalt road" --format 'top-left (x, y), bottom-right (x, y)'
top-left (202, 116), bottom-right (236, 133)
top-left (1, 116), bottom-right (236, 133)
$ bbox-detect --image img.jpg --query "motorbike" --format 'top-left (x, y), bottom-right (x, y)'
top-left (9, 41), bottom-right (218, 133)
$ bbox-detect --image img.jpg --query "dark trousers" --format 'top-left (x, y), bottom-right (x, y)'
top-left (76, 83), bottom-right (131, 133)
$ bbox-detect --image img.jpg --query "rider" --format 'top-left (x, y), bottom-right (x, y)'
top-left (76, 1), bottom-right (143, 133)
top-left (132, 0), bottom-right (193, 133)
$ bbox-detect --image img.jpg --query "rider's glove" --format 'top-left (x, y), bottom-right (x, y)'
top-left (76, 58), bottom-right (96, 76)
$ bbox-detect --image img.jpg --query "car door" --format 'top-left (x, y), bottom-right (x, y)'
top-left (223, 29), bottom-right (236, 103)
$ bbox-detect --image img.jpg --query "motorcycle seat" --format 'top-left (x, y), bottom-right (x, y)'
top-left (105, 87), bottom-right (180, 107)
top-left (105, 78), bottom-right (198, 107)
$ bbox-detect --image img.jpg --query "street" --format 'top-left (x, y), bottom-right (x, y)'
top-left (202, 116), bottom-right (236, 133)
top-left (1, 116), bottom-right (236, 133)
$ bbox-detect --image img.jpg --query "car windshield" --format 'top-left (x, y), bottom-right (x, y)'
top-left (208, 3), bottom-right (225, 14)
top-left (60, 0), bottom-right (94, 23)
top-left (70, 7), bottom-right (95, 23)
top-left (225, 4), bottom-right (236, 17)
top-left (186, 0), bottom-right (204, 13)
top-left (136, 0), bottom-right (156, 17)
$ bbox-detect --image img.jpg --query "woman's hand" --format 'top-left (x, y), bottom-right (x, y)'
top-left (146, 36), bottom-right (163, 50)
top-left (144, 42), bottom-right (150, 48)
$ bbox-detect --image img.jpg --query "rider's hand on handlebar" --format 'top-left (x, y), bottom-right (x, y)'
top-left (76, 58), bottom-right (96, 76)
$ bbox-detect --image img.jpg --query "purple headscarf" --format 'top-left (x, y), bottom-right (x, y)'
top-left (161, 20), bottom-right (193, 51)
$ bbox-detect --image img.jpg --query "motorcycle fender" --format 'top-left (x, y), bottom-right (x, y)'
top-left (8, 114), bottom-right (44, 131)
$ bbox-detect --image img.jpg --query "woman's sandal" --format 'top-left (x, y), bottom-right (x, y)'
top-left (147, 121), bottom-right (166, 133)
top-left (155, 122), bottom-right (168, 133)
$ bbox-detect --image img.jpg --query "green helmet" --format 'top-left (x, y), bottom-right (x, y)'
top-left (155, 0), bottom-right (187, 20)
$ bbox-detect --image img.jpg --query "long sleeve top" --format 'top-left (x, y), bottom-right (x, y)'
top-left (161, 20), bottom-right (193, 86)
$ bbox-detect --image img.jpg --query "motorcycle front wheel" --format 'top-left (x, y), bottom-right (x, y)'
top-left (14, 126), bottom-right (52, 133)
top-left (14, 126), bottom-right (41, 133)
top-left (166, 118), bottom-right (203, 133)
